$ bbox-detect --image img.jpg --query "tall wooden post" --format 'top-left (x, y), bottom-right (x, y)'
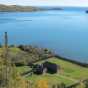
top-left (4, 32), bottom-right (8, 59)
top-left (4, 32), bottom-right (8, 49)
top-left (4, 32), bottom-right (10, 88)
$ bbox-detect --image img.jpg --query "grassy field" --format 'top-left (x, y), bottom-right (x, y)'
top-left (35, 57), bottom-right (88, 79)
top-left (0, 47), bottom-right (22, 55)
top-left (1, 47), bottom-right (88, 86)
top-left (27, 73), bottom-right (73, 86)
top-left (51, 58), bottom-right (88, 80)
top-left (16, 66), bottom-right (32, 74)
top-left (17, 57), bottom-right (88, 86)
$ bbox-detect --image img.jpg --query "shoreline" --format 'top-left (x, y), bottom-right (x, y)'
top-left (1, 44), bottom-right (88, 68)
top-left (17, 45), bottom-right (88, 68)
top-left (54, 54), bottom-right (88, 67)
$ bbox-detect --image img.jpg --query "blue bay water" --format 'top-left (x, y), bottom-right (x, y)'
top-left (0, 10), bottom-right (88, 63)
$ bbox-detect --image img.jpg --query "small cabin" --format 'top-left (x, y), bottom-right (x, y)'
top-left (33, 61), bottom-right (60, 74)
top-left (33, 64), bottom-right (43, 74)
top-left (43, 61), bottom-right (59, 74)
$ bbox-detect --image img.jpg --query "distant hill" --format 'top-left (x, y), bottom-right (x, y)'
top-left (42, 7), bottom-right (63, 10)
top-left (0, 4), bottom-right (64, 12)
top-left (0, 4), bottom-right (42, 12)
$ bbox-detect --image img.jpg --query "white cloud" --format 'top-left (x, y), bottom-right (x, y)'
top-left (0, 0), bottom-right (88, 7)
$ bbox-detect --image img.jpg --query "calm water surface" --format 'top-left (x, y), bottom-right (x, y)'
top-left (0, 10), bottom-right (88, 63)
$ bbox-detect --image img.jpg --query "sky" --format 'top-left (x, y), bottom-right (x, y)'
top-left (0, 0), bottom-right (88, 7)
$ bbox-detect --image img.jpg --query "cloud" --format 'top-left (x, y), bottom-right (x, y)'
top-left (0, 0), bottom-right (88, 7)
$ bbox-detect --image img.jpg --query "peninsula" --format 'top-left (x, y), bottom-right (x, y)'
top-left (0, 4), bottom-right (63, 12)
top-left (0, 4), bottom-right (42, 12)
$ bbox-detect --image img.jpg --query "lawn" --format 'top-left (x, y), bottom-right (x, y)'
top-left (17, 57), bottom-right (88, 86)
top-left (27, 73), bottom-right (73, 86)
top-left (45, 57), bottom-right (88, 80)
top-left (0, 47), bottom-right (22, 56)
top-left (35, 57), bottom-right (88, 79)
top-left (16, 66), bottom-right (32, 74)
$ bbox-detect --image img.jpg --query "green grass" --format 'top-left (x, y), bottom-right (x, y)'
top-left (16, 66), bottom-right (32, 74)
top-left (1, 47), bottom-right (88, 86)
top-left (27, 73), bottom-right (73, 86)
top-left (35, 57), bottom-right (88, 79)
top-left (46, 58), bottom-right (88, 79)
top-left (22, 57), bottom-right (88, 86)
top-left (9, 47), bottom-right (21, 53)
top-left (0, 47), bottom-right (22, 56)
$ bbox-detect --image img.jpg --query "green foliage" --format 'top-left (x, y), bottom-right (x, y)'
top-left (6, 46), bottom-right (53, 66)
top-left (0, 46), bottom-right (88, 88)
top-left (0, 57), bottom-right (28, 88)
